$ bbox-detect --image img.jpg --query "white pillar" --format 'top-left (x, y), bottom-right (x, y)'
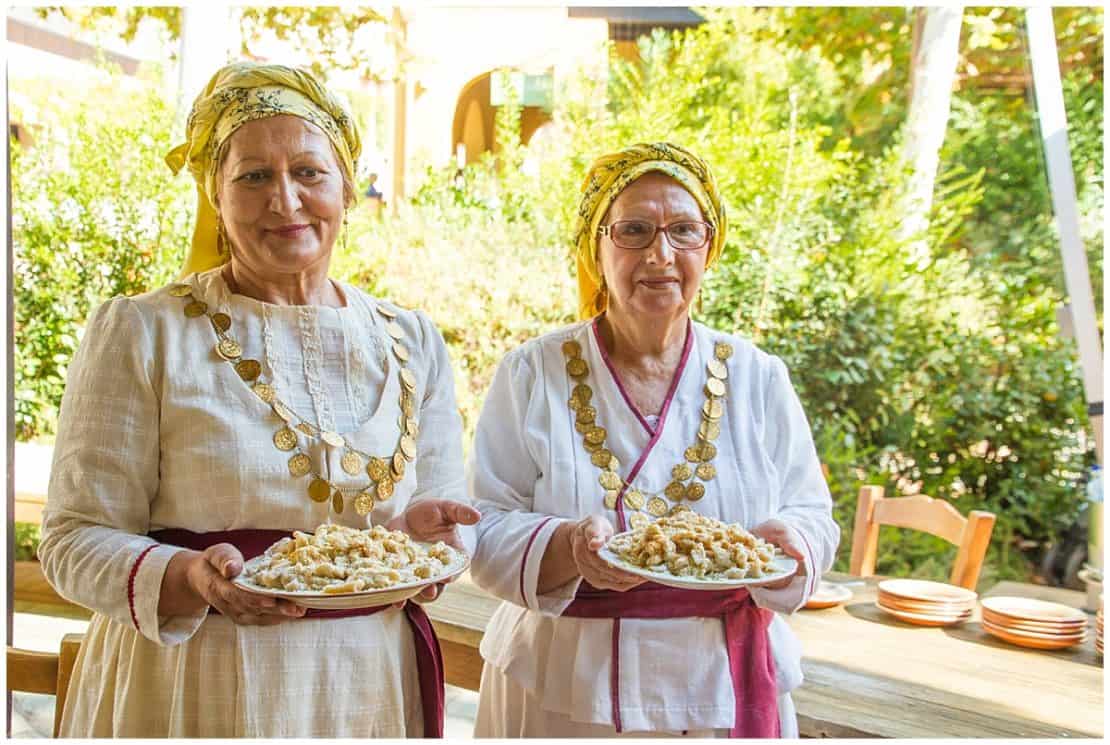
top-left (900, 6), bottom-right (964, 243)
top-left (1026, 7), bottom-right (1104, 464)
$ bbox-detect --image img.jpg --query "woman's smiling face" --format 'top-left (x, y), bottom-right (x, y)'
top-left (217, 115), bottom-right (346, 277)
top-left (597, 172), bottom-right (709, 320)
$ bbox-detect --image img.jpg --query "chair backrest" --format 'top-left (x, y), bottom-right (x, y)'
top-left (6, 633), bottom-right (83, 737)
top-left (849, 485), bottom-right (996, 590)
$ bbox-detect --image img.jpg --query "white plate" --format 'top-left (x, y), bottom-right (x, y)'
top-left (598, 539), bottom-right (797, 591)
top-left (805, 581), bottom-right (854, 609)
top-left (877, 578), bottom-right (978, 604)
top-left (233, 544), bottom-right (471, 610)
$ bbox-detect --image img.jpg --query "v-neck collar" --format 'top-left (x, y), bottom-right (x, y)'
top-left (591, 315), bottom-right (694, 437)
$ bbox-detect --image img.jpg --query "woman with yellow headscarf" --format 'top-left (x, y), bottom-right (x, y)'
top-left (467, 143), bottom-right (838, 736)
top-left (39, 61), bottom-right (478, 737)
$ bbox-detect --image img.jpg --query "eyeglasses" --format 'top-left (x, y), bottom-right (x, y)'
top-left (598, 220), bottom-right (713, 251)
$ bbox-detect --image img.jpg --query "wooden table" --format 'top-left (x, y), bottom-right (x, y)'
top-left (426, 573), bottom-right (1104, 738)
top-left (17, 563), bottom-right (1104, 737)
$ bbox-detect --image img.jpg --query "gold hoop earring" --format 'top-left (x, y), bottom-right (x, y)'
top-left (343, 212), bottom-right (349, 252)
top-left (696, 289), bottom-right (704, 315)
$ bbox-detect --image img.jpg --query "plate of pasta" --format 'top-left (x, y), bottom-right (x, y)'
top-left (233, 523), bottom-right (470, 609)
top-left (599, 512), bottom-right (797, 590)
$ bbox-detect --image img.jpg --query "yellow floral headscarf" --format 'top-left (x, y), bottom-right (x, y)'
top-left (572, 142), bottom-right (727, 320)
top-left (166, 62), bottom-right (362, 277)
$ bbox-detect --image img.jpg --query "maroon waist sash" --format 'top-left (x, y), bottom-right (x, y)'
top-left (563, 581), bottom-right (779, 738)
top-left (149, 528), bottom-right (445, 738)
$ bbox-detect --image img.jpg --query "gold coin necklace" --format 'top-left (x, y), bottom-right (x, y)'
top-left (562, 337), bottom-right (732, 530)
top-left (170, 281), bottom-right (419, 517)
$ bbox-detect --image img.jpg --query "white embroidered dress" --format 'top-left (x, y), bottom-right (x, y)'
top-left (39, 268), bottom-right (470, 737)
top-left (468, 319), bottom-right (839, 736)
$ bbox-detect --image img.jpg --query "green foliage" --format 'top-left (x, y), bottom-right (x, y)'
top-left (33, 6), bottom-right (386, 79)
top-left (11, 7), bottom-right (1102, 589)
top-left (11, 71), bottom-right (192, 440)
top-left (14, 523), bottom-right (42, 562)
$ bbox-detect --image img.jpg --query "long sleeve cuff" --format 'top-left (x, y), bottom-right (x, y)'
top-left (748, 525), bottom-right (820, 615)
top-left (521, 517), bottom-right (583, 616)
top-left (130, 543), bottom-right (208, 646)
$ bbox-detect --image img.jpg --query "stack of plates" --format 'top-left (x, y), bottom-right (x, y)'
top-left (1096, 606), bottom-right (1103, 657)
top-left (980, 597), bottom-right (1088, 650)
top-left (876, 579), bottom-right (976, 626)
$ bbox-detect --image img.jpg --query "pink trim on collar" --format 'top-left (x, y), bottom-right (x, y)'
top-left (127, 544), bottom-right (159, 631)
top-left (520, 517), bottom-right (556, 608)
top-left (592, 318), bottom-right (694, 531)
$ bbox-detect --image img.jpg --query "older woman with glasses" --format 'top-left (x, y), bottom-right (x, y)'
top-left (467, 143), bottom-right (839, 737)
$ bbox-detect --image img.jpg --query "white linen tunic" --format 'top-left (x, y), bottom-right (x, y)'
top-left (468, 319), bottom-right (839, 735)
top-left (39, 268), bottom-right (471, 737)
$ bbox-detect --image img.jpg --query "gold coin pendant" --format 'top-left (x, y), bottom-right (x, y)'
top-left (590, 448), bottom-right (614, 468)
top-left (273, 427), bottom-right (297, 451)
top-left (670, 503), bottom-right (691, 515)
top-left (599, 471), bottom-right (622, 490)
top-left (217, 338), bottom-right (242, 360)
top-left (561, 340), bottom-right (581, 358)
top-left (672, 463), bottom-right (693, 481)
top-left (664, 480), bottom-right (686, 501)
top-left (184, 300), bottom-right (208, 318)
top-left (572, 384), bottom-right (593, 404)
top-left (623, 489), bottom-right (645, 510)
top-left (288, 453), bottom-right (311, 477)
top-left (253, 383), bottom-right (276, 403)
top-left (386, 321), bottom-right (405, 340)
top-left (391, 452), bottom-right (406, 481)
top-left (366, 457), bottom-right (389, 482)
top-left (308, 478), bottom-right (331, 502)
top-left (714, 342), bottom-right (734, 361)
top-left (698, 420), bottom-right (721, 441)
top-left (341, 450), bottom-right (363, 476)
top-left (699, 442), bottom-right (718, 462)
top-left (707, 359), bottom-right (728, 379)
top-left (377, 305), bottom-right (397, 319)
top-left (629, 512), bottom-right (649, 530)
top-left (332, 490), bottom-right (345, 514)
top-left (296, 422), bottom-right (317, 436)
top-left (272, 401), bottom-right (296, 423)
top-left (603, 490), bottom-right (619, 510)
top-left (392, 342), bottom-right (410, 363)
top-left (400, 435), bottom-right (417, 461)
top-left (685, 445), bottom-right (701, 463)
top-left (647, 497), bottom-right (669, 517)
top-left (696, 463), bottom-right (717, 481)
top-left (706, 378), bottom-right (726, 398)
top-left (400, 368), bottom-right (417, 391)
top-left (703, 399), bottom-right (724, 420)
top-left (686, 482), bottom-right (706, 501)
top-left (211, 313), bottom-right (232, 333)
top-left (566, 358), bottom-right (589, 379)
top-left (585, 426), bottom-right (607, 446)
top-left (236, 359), bottom-right (261, 381)
top-left (576, 406), bottom-right (597, 425)
top-left (169, 284), bottom-right (193, 297)
top-left (355, 492), bottom-right (375, 516)
top-left (376, 479), bottom-right (395, 501)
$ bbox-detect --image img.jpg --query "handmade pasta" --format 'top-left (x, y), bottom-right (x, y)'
top-left (607, 511), bottom-right (777, 580)
top-left (240, 524), bottom-right (459, 593)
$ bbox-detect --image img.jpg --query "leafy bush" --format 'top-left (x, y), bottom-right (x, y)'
top-left (13, 523), bottom-right (41, 562)
top-left (11, 68), bottom-right (192, 440)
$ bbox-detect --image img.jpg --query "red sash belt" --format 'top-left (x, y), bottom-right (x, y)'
top-left (149, 528), bottom-right (445, 738)
top-left (563, 581), bottom-right (779, 738)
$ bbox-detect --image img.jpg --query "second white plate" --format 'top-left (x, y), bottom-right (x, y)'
top-left (598, 539), bottom-right (797, 591)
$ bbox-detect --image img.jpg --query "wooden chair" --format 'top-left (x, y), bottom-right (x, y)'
top-left (6, 634), bottom-right (83, 737)
top-left (849, 485), bottom-right (996, 591)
